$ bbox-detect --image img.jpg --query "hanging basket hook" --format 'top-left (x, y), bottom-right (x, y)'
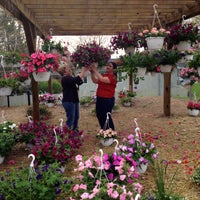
top-left (49, 28), bottom-right (53, 35)
top-left (128, 22), bottom-right (132, 30)
top-left (153, 4), bottom-right (158, 14)
top-left (182, 15), bottom-right (186, 24)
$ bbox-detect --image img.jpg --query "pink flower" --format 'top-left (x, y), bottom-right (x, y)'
top-left (120, 174), bottom-right (126, 181)
top-left (73, 184), bottom-right (79, 192)
top-left (80, 192), bottom-right (90, 199)
top-left (79, 183), bottom-right (87, 190)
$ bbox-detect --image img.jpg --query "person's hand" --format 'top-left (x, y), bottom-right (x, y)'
top-left (90, 63), bottom-right (98, 71)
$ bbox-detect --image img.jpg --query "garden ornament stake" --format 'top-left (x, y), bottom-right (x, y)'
top-left (113, 139), bottom-right (119, 154)
top-left (103, 112), bottom-right (111, 130)
top-left (1, 110), bottom-right (6, 122)
top-left (134, 118), bottom-right (139, 128)
top-left (27, 115), bottom-right (33, 123)
top-left (95, 149), bottom-right (109, 184)
top-left (59, 118), bottom-right (63, 132)
top-left (53, 128), bottom-right (58, 145)
top-left (28, 153), bottom-right (35, 174)
top-left (135, 127), bottom-right (142, 142)
top-left (135, 193), bottom-right (141, 200)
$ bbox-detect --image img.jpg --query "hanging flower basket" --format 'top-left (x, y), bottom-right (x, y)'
top-left (100, 137), bottom-right (114, 146)
top-left (160, 65), bottom-right (173, 73)
top-left (32, 72), bottom-right (51, 82)
top-left (146, 37), bottom-right (165, 51)
top-left (0, 87), bottom-right (12, 96)
top-left (137, 67), bottom-right (147, 77)
top-left (177, 41), bottom-right (191, 51)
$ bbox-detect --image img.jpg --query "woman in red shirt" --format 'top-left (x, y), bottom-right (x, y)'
top-left (90, 62), bottom-right (117, 130)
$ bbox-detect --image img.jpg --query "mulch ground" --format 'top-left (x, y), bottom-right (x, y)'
top-left (0, 96), bottom-right (200, 199)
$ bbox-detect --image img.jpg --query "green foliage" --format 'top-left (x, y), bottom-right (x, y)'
top-left (0, 132), bottom-right (15, 156)
top-left (0, 162), bottom-right (71, 200)
top-left (26, 105), bottom-right (51, 120)
top-left (38, 79), bottom-right (62, 94)
top-left (142, 161), bottom-right (185, 200)
top-left (120, 96), bottom-right (132, 104)
top-left (188, 52), bottom-right (200, 70)
top-left (191, 166), bottom-right (200, 186)
top-left (153, 49), bottom-right (182, 65)
top-left (0, 77), bottom-right (21, 90)
top-left (3, 51), bottom-right (22, 64)
top-left (0, 10), bottom-right (28, 52)
top-left (80, 96), bottom-right (93, 105)
top-left (41, 39), bottom-right (64, 54)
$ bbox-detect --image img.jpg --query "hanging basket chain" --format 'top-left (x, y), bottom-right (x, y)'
top-left (152, 4), bottom-right (162, 29)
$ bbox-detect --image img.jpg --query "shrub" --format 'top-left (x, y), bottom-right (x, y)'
top-left (26, 105), bottom-right (51, 120)
top-left (38, 78), bottom-right (62, 94)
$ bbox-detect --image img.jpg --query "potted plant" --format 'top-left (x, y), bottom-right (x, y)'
top-left (32, 125), bottom-right (83, 166)
top-left (96, 128), bottom-right (117, 146)
top-left (3, 51), bottom-right (22, 65)
top-left (110, 30), bottom-right (143, 53)
top-left (39, 93), bottom-right (56, 107)
top-left (71, 41), bottom-right (111, 67)
top-left (120, 96), bottom-right (132, 107)
top-left (79, 96), bottom-right (93, 106)
top-left (139, 27), bottom-right (170, 51)
top-left (68, 153), bottom-right (142, 199)
top-left (20, 51), bottom-right (59, 82)
top-left (153, 48), bottom-right (182, 72)
top-left (41, 35), bottom-right (64, 55)
top-left (0, 72), bottom-right (21, 96)
top-left (0, 124), bottom-right (16, 163)
top-left (179, 67), bottom-right (199, 86)
top-left (167, 23), bottom-right (200, 50)
top-left (0, 161), bottom-right (71, 200)
top-left (187, 100), bottom-right (200, 116)
top-left (118, 130), bottom-right (158, 174)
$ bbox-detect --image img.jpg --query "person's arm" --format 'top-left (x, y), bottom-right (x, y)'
top-left (78, 67), bottom-right (89, 79)
top-left (91, 65), bottom-right (110, 84)
top-left (90, 70), bottom-right (98, 84)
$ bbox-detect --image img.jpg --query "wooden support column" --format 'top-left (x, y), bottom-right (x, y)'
top-left (21, 16), bottom-right (40, 121)
top-left (163, 72), bottom-right (171, 116)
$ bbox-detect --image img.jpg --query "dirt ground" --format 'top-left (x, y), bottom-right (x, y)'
top-left (0, 96), bottom-right (200, 199)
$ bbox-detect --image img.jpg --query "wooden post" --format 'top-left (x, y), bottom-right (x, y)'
top-left (163, 72), bottom-right (171, 116)
top-left (48, 76), bottom-right (52, 94)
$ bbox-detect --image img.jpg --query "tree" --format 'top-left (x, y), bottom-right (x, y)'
top-left (0, 8), bottom-right (28, 53)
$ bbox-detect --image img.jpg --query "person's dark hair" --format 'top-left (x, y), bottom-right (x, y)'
top-left (109, 62), bottom-right (117, 78)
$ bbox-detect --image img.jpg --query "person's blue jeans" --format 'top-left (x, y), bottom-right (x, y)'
top-left (62, 102), bottom-right (79, 130)
top-left (96, 96), bottom-right (115, 130)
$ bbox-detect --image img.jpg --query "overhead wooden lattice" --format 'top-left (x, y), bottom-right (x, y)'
top-left (1, 0), bottom-right (200, 36)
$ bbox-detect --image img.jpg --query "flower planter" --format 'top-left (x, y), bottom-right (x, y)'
top-left (160, 65), bottom-right (173, 73)
top-left (177, 41), bottom-right (191, 51)
top-left (137, 67), bottom-right (147, 77)
top-left (46, 102), bottom-right (55, 107)
top-left (136, 163), bottom-right (148, 174)
top-left (33, 72), bottom-right (50, 82)
top-left (100, 137), bottom-right (114, 146)
top-left (123, 102), bottom-right (132, 107)
top-left (0, 155), bottom-right (5, 164)
top-left (198, 67), bottom-right (200, 76)
top-left (146, 37), bottom-right (164, 51)
top-left (188, 109), bottom-right (199, 116)
top-left (0, 87), bottom-right (12, 96)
